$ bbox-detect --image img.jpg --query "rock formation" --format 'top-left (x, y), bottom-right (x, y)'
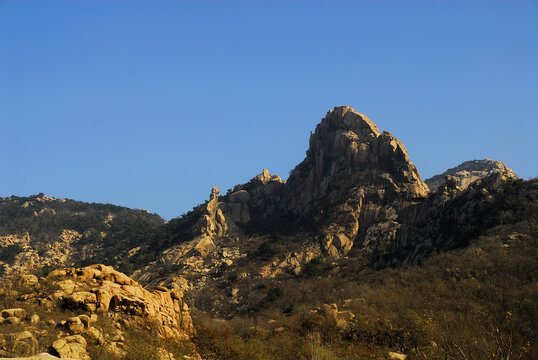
top-left (0, 105), bottom-right (528, 349)
top-left (132, 106), bottom-right (524, 293)
top-left (283, 106), bottom-right (428, 257)
top-left (424, 159), bottom-right (518, 191)
top-left (220, 168), bottom-right (287, 226)
top-left (212, 106), bottom-right (431, 260)
top-left (0, 265), bottom-right (197, 359)
top-left (370, 170), bottom-right (522, 267)
top-left (287, 106), bottom-right (428, 212)
top-left (192, 186), bottom-right (227, 257)
top-left (132, 186), bottom-right (242, 291)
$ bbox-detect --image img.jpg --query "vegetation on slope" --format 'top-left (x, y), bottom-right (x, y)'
top-left (193, 221), bottom-right (537, 359)
top-left (192, 179), bottom-right (537, 360)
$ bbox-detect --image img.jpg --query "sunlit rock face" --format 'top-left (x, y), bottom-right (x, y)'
top-left (424, 159), bottom-right (518, 191)
top-left (284, 106), bottom-right (429, 257)
top-left (0, 264), bottom-right (198, 359)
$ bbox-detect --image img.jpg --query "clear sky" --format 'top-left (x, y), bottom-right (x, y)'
top-left (1, 0), bottom-right (537, 219)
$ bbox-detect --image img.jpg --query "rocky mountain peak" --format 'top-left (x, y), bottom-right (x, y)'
top-left (321, 105), bottom-right (381, 138)
top-left (278, 106), bottom-right (430, 257)
top-left (287, 106), bottom-right (428, 217)
top-left (425, 159), bottom-right (519, 191)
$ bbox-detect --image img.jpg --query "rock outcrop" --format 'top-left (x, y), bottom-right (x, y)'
top-left (284, 106), bottom-right (429, 257)
top-left (424, 159), bottom-right (518, 191)
top-left (287, 106), bottom-right (428, 213)
top-left (220, 168), bottom-right (287, 226)
top-left (0, 230), bottom-right (85, 276)
top-left (0, 264), bottom-right (197, 359)
top-left (372, 170), bottom-right (522, 267)
top-left (43, 264), bottom-right (195, 341)
top-left (192, 187), bottom-right (227, 257)
top-left (133, 187), bottom-right (243, 291)
top-left (214, 107), bottom-right (430, 260)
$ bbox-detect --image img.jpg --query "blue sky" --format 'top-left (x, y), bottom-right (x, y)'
top-left (1, 0), bottom-right (537, 219)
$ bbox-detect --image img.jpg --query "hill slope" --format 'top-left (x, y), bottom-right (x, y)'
top-left (1, 106), bottom-right (536, 360)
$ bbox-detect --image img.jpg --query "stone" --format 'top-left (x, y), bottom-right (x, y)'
top-left (283, 106), bottom-right (429, 258)
top-left (29, 314), bottom-right (40, 324)
top-left (42, 264), bottom-right (195, 343)
top-left (254, 169), bottom-right (284, 185)
top-left (388, 351), bottom-right (407, 360)
top-left (77, 315), bottom-right (91, 328)
top-left (18, 274), bottom-right (39, 288)
top-left (66, 317), bottom-right (85, 334)
top-left (1, 308), bottom-right (26, 319)
top-left (50, 335), bottom-right (89, 360)
top-left (6, 354), bottom-right (64, 359)
top-left (84, 326), bottom-right (103, 345)
top-left (193, 236), bottom-right (215, 257)
top-left (228, 190), bottom-right (251, 203)
top-left (5, 316), bottom-right (20, 324)
top-left (222, 259), bottom-right (233, 266)
top-left (3, 331), bottom-right (39, 357)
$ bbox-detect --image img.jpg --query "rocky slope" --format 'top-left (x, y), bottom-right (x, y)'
top-left (118, 106), bottom-right (527, 316)
top-left (1, 106), bottom-right (524, 296)
top-left (424, 159), bottom-right (518, 191)
top-left (2, 108), bottom-right (521, 286)
top-left (1, 105), bottom-right (533, 359)
top-left (128, 107), bottom-right (434, 291)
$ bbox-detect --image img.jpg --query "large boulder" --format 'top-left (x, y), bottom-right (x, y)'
top-left (49, 335), bottom-right (89, 360)
top-left (0, 331), bottom-right (38, 357)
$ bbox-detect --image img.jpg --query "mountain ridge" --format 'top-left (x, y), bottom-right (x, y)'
top-left (1, 105), bottom-right (535, 360)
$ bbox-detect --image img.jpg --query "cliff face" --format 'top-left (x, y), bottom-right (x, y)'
top-left (287, 106), bottom-right (428, 214)
top-left (283, 106), bottom-right (429, 257)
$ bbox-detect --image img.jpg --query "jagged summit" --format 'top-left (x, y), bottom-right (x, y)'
top-left (319, 105), bottom-right (381, 138)
top-left (287, 106), bottom-right (428, 217)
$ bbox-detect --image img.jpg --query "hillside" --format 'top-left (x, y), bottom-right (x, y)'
top-left (0, 106), bottom-right (536, 360)
top-left (0, 194), bottom-right (166, 277)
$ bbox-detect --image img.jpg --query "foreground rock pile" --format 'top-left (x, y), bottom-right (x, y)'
top-left (0, 264), bottom-right (197, 359)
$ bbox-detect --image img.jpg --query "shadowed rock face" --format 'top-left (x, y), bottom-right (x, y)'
top-left (424, 159), bottom-right (518, 191)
